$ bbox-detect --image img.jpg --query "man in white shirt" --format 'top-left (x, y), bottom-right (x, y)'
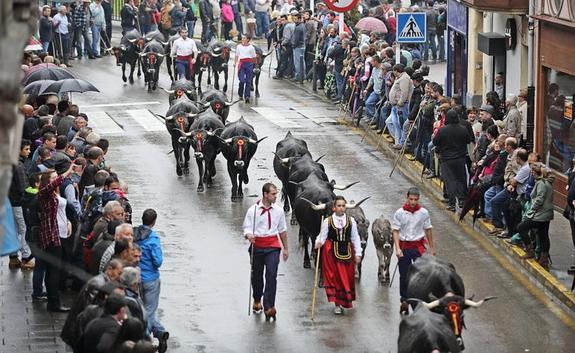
top-left (53, 6), bottom-right (72, 66)
top-left (391, 187), bottom-right (434, 314)
top-left (243, 183), bottom-right (288, 321)
top-left (170, 28), bottom-right (199, 80)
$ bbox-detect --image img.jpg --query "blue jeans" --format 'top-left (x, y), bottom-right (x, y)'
top-left (175, 59), bottom-right (192, 80)
top-left (385, 105), bottom-right (409, 145)
top-left (201, 21), bottom-right (213, 44)
top-left (424, 31), bottom-right (437, 61)
top-left (142, 278), bottom-right (166, 337)
top-left (42, 41), bottom-right (50, 53)
top-left (437, 32), bottom-right (445, 61)
top-left (334, 70), bottom-right (345, 100)
top-left (232, 6), bottom-right (243, 34)
top-left (238, 62), bottom-right (254, 98)
top-left (490, 188), bottom-right (510, 228)
top-left (398, 248), bottom-right (422, 301)
top-left (91, 24), bottom-right (103, 55)
top-left (484, 185), bottom-right (503, 221)
top-left (292, 47), bottom-right (305, 81)
top-left (365, 92), bottom-right (381, 120)
top-left (187, 21), bottom-right (195, 38)
top-left (251, 247), bottom-right (280, 310)
top-left (255, 11), bottom-right (269, 37)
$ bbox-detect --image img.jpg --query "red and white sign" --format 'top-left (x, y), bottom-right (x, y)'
top-left (324, 0), bottom-right (360, 13)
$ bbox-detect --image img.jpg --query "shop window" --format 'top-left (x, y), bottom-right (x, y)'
top-left (543, 68), bottom-right (575, 175)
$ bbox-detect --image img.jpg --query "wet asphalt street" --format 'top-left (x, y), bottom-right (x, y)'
top-left (3, 48), bottom-right (575, 352)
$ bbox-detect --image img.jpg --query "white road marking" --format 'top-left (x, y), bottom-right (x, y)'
top-left (251, 107), bottom-right (302, 128)
top-left (88, 111), bottom-right (125, 135)
top-left (126, 109), bottom-right (166, 132)
top-left (81, 101), bottom-right (161, 109)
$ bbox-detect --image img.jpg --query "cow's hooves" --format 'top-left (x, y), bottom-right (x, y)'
top-left (290, 219), bottom-right (298, 225)
top-left (129, 78), bottom-right (134, 84)
top-left (122, 77), bottom-right (127, 82)
top-left (176, 168), bottom-right (183, 176)
top-left (207, 182), bottom-right (213, 188)
top-left (197, 185), bottom-right (204, 192)
top-left (303, 262), bottom-right (311, 269)
top-left (256, 92), bottom-right (260, 98)
top-left (183, 167), bottom-right (189, 175)
top-left (283, 205), bottom-right (290, 213)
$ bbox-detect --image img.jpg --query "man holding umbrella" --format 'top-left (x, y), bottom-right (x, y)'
top-left (52, 6), bottom-right (72, 67)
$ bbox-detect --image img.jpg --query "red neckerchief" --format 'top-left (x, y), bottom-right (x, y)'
top-left (402, 203), bottom-right (421, 213)
top-left (257, 200), bottom-right (272, 229)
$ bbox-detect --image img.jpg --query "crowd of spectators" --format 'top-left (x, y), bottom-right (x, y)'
top-left (9, 54), bottom-right (170, 353)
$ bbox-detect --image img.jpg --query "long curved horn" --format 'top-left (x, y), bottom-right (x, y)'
top-left (422, 299), bottom-right (440, 310)
top-left (314, 154), bottom-right (326, 163)
top-left (106, 47), bottom-right (114, 53)
top-left (272, 152), bottom-right (290, 164)
top-left (161, 87), bottom-right (175, 94)
top-left (263, 49), bottom-right (274, 57)
top-left (139, 52), bottom-right (146, 57)
top-left (161, 41), bottom-right (169, 46)
top-left (128, 38), bottom-right (137, 43)
top-left (346, 197), bottom-right (370, 209)
top-left (187, 113), bottom-right (198, 118)
top-left (173, 128), bottom-right (192, 137)
top-left (185, 90), bottom-right (194, 94)
top-left (156, 53), bottom-right (165, 58)
top-left (206, 130), bottom-right (215, 136)
top-left (155, 114), bottom-right (167, 120)
top-left (465, 296), bottom-right (497, 308)
top-left (211, 52), bottom-right (222, 57)
top-left (248, 136), bottom-right (268, 144)
top-left (300, 197), bottom-right (326, 211)
top-left (204, 102), bottom-right (211, 108)
top-left (224, 138), bottom-right (233, 144)
top-left (333, 181), bottom-right (360, 190)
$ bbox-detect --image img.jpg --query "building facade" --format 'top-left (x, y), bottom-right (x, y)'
top-left (535, 0), bottom-right (575, 205)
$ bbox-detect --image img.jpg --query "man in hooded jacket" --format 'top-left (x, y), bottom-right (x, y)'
top-left (133, 208), bottom-right (169, 353)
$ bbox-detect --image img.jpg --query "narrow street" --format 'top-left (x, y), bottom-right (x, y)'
top-left (3, 44), bottom-right (575, 353)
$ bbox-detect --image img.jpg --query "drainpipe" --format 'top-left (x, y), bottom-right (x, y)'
top-left (483, 11), bottom-right (494, 93)
top-left (526, 0), bottom-right (535, 151)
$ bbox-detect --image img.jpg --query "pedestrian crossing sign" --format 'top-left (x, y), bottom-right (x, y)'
top-left (396, 13), bottom-right (427, 43)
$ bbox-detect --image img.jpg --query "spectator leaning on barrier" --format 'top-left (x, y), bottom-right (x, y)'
top-left (386, 63), bottom-right (414, 149)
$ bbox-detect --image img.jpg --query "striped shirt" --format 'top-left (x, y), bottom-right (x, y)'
top-left (39, 176), bottom-right (63, 249)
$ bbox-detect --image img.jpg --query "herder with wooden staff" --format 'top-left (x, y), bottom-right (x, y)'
top-left (243, 183), bottom-right (289, 321)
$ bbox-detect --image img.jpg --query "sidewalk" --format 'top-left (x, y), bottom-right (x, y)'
top-left (280, 64), bottom-right (575, 311)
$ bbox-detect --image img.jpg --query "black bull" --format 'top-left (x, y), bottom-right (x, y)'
top-left (177, 110), bottom-right (225, 192)
top-left (403, 255), bottom-right (496, 350)
top-left (273, 131), bottom-right (311, 213)
top-left (139, 40), bottom-right (165, 92)
top-left (219, 117), bottom-right (266, 201)
top-left (109, 29), bottom-right (143, 84)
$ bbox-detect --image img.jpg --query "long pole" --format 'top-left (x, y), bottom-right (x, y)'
top-left (310, 216), bottom-right (324, 321)
top-left (248, 204), bottom-right (257, 316)
top-left (231, 60), bottom-right (237, 101)
top-left (338, 12), bottom-right (344, 36)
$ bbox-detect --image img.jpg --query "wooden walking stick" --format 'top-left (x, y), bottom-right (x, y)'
top-left (231, 60), bottom-right (237, 101)
top-left (248, 204), bottom-right (257, 316)
top-left (268, 48), bottom-right (274, 78)
top-left (311, 216), bottom-right (324, 321)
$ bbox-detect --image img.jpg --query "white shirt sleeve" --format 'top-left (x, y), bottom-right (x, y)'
top-left (350, 218), bottom-right (362, 257)
top-left (170, 40), bottom-right (177, 57)
top-left (243, 205), bottom-right (256, 236)
top-left (316, 217), bottom-right (329, 245)
top-left (422, 209), bottom-right (432, 230)
top-left (391, 209), bottom-right (402, 231)
top-left (277, 208), bottom-right (287, 233)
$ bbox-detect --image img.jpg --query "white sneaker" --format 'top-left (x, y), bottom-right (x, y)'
top-left (333, 306), bottom-right (343, 315)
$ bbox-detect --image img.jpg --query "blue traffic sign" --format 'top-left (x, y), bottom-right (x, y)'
top-left (396, 12), bottom-right (427, 43)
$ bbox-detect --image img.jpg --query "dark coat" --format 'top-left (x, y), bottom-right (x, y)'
top-left (432, 112), bottom-right (470, 161)
top-left (408, 84), bottom-right (423, 121)
top-left (8, 158), bottom-right (29, 207)
top-left (199, 0), bottom-right (214, 23)
top-left (80, 315), bottom-right (121, 353)
top-left (39, 16), bottom-right (53, 42)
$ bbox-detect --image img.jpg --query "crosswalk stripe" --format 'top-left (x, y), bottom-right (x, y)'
top-left (126, 109), bottom-right (166, 132)
top-left (88, 111), bottom-right (125, 135)
top-left (251, 107), bottom-right (302, 128)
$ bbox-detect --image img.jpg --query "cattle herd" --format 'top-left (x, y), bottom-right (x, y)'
top-left (110, 29), bottom-right (496, 353)
top-left (109, 29), bottom-right (272, 95)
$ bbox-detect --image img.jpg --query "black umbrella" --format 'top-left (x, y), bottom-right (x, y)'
top-left (22, 79), bottom-right (56, 96)
top-left (21, 66), bottom-right (75, 86)
top-left (41, 78), bottom-right (100, 95)
top-left (459, 183), bottom-right (482, 225)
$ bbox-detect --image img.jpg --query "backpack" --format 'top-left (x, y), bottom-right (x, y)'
top-left (161, 6), bottom-right (172, 30)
